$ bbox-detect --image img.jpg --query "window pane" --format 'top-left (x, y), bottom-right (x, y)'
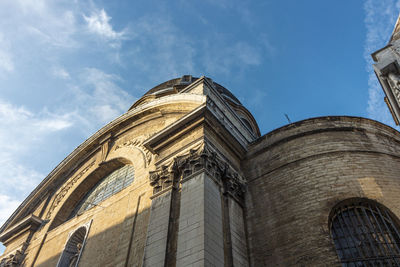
top-left (70, 165), bottom-right (135, 218)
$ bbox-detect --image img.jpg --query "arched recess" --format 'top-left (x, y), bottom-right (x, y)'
top-left (230, 104), bottom-right (260, 137)
top-left (329, 198), bottom-right (400, 266)
top-left (49, 158), bottom-right (132, 231)
top-left (56, 220), bottom-right (91, 267)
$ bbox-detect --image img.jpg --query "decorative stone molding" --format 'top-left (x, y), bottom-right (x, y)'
top-left (206, 98), bottom-right (249, 148)
top-left (0, 232), bottom-right (31, 267)
top-left (0, 215), bottom-right (42, 265)
top-left (149, 142), bottom-right (246, 202)
top-left (149, 165), bottom-right (175, 194)
top-left (115, 136), bottom-right (153, 167)
top-left (0, 248), bottom-right (24, 267)
top-left (45, 161), bottom-right (96, 220)
top-left (148, 143), bottom-right (205, 195)
top-left (223, 167), bottom-right (246, 201)
top-left (387, 72), bottom-right (400, 103)
top-left (99, 133), bottom-right (112, 163)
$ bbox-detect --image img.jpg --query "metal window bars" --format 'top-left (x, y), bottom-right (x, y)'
top-left (331, 201), bottom-right (400, 267)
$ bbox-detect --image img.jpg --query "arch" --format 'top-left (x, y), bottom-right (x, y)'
top-left (68, 164), bottom-right (135, 218)
top-left (49, 158), bottom-right (132, 230)
top-left (329, 198), bottom-right (400, 266)
top-left (57, 221), bottom-right (91, 267)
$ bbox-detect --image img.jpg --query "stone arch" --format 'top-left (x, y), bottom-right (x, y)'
top-left (49, 157), bottom-right (132, 231)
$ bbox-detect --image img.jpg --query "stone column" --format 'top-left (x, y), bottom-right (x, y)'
top-left (175, 146), bottom-right (249, 267)
top-left (144, 144), bottom-right (249, 267)
top-left (176, 172), bottom-right (225, 266)
top-left (223, 169), bottom-right (249, 267)
top-left (143, 167), bottom-right (174, 267)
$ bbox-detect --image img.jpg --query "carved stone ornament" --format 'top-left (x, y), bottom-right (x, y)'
top-left (0, 249), bottom-right (24, 267)
top-left (149, 165), bottom-right (175, 194)
top-left (149, 142), bottom-right (246, 201)
top-left (115, 136), bottom-right (153, 167)
top-left (387, 72), bottom-right (400, 103)
top-left (45, 161), bottom-right (96, 220)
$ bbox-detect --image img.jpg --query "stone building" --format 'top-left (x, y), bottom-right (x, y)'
top-left (372, 15), bottom-right (400, 126)
top-left (2, 20), bottom-right (400, 267)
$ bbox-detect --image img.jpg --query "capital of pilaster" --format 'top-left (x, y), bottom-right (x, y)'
top-left (148, 142), bottom-right (246, 202)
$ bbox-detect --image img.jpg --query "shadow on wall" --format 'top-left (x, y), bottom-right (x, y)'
top-left (33, 205), bottom-right (150, 267)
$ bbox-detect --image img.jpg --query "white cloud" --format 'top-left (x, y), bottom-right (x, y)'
top-left (0, 158), bottom-right (43, 197)
top-left (84, 9), bottom-right (125, 41)
top-left (364, 0), bottom-right (400, 126)
top-left (126, 17), bottom-right (195, 78)
top-left (34, 117), bottom-right (73, 131)
top-left (1, 0), bottom-right (78, 49)
top-left (60, 68), bottom-right (134, 131)
top-left (0, 99), bottom-right (73, 159)
top-left (235, 42), bottom-right (262, 66)
top-left (0, 194), bottom-right (21, 226)
top-left (13, 0), bottom-right (47, 14)
top-left (0, 100), bottom-right (72, 234)
top-left (0, 50), bottom-right (14, 73)
top-left (0, 33), bottom-right (14, 73)
top-left (52, 66), bottom-right (70, 79)
top-left (83, 68), bottom-right (133, 122)
top-left (203, 40), bottom-right (262, 75)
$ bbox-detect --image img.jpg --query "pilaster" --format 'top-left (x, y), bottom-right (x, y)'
top-left (144, 142), bottom-right (249, 266)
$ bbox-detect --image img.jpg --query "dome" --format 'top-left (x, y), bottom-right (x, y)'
top-left (129, 75), bottom-right (242, 110)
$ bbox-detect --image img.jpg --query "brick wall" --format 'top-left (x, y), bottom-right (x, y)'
top-left (244, 117), bottom-right (400, 266)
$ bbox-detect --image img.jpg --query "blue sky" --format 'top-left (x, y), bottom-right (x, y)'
top-left (0, 0), bottom-right (399, 251)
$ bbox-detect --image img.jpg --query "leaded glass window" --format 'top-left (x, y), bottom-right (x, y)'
top-left (330, 200), bottom-right (400, 266)
top-left (70, 165), bottom-right (134, 217)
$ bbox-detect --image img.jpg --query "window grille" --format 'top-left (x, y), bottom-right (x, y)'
top-left (330, 200), bottom-right (400, 266)
top-left (57, 226), bottom-right (88, 267)
top-left (70, 165), bottom-right (134, 217)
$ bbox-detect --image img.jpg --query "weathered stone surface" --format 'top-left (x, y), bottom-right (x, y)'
top-left (244, 117), bottom-right (400, 266)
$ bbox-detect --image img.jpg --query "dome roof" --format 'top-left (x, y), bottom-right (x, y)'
top-left (143, 75), bottom-right (242, 105)
top-left (128, 75), bottom-right (260, 137)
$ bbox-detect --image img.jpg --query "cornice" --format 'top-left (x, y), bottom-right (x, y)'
top-left (247, 116), bottom-right (400, 159)
top-left (143, 104), bottom-right (207, 154)
top-left (0, 215), bottom-right (43, 243)
top-left (143, 101), bottom-right (247, 161)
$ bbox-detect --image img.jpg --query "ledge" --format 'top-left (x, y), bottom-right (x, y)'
top-left (0, 215), bottom-right (43, 243)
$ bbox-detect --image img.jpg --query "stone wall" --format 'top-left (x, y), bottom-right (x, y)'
top-left (14, 105), bottom-right (198, 267)
top-left (244, 116), bottom-right (400, 266)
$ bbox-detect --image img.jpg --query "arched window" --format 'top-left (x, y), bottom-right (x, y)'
top-left (240, 117), bottom-right (253, 132)
top-left (69, 165), bottom-right (134, 218)
top-left (330, 199), bottom-right (400, 266)
top-left (57, 223), bottom-right (90, 267)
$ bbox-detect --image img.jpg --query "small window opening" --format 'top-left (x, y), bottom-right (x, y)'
top-left (57, 226), bottom-right (87, 267)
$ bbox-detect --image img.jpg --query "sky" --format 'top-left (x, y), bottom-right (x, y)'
top-left (0, 0), bottom-right (399, 252)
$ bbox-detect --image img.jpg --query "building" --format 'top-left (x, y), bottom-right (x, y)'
top-left (2, 21), bottom-right (400, 267)
top-left (372, 15), bottom-right (400, 126)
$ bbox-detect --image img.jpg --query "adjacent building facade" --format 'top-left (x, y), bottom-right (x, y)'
top-left (372, 16), bottom-right (400, 125)
top-left (2, 17), bottom-right (400, 267)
